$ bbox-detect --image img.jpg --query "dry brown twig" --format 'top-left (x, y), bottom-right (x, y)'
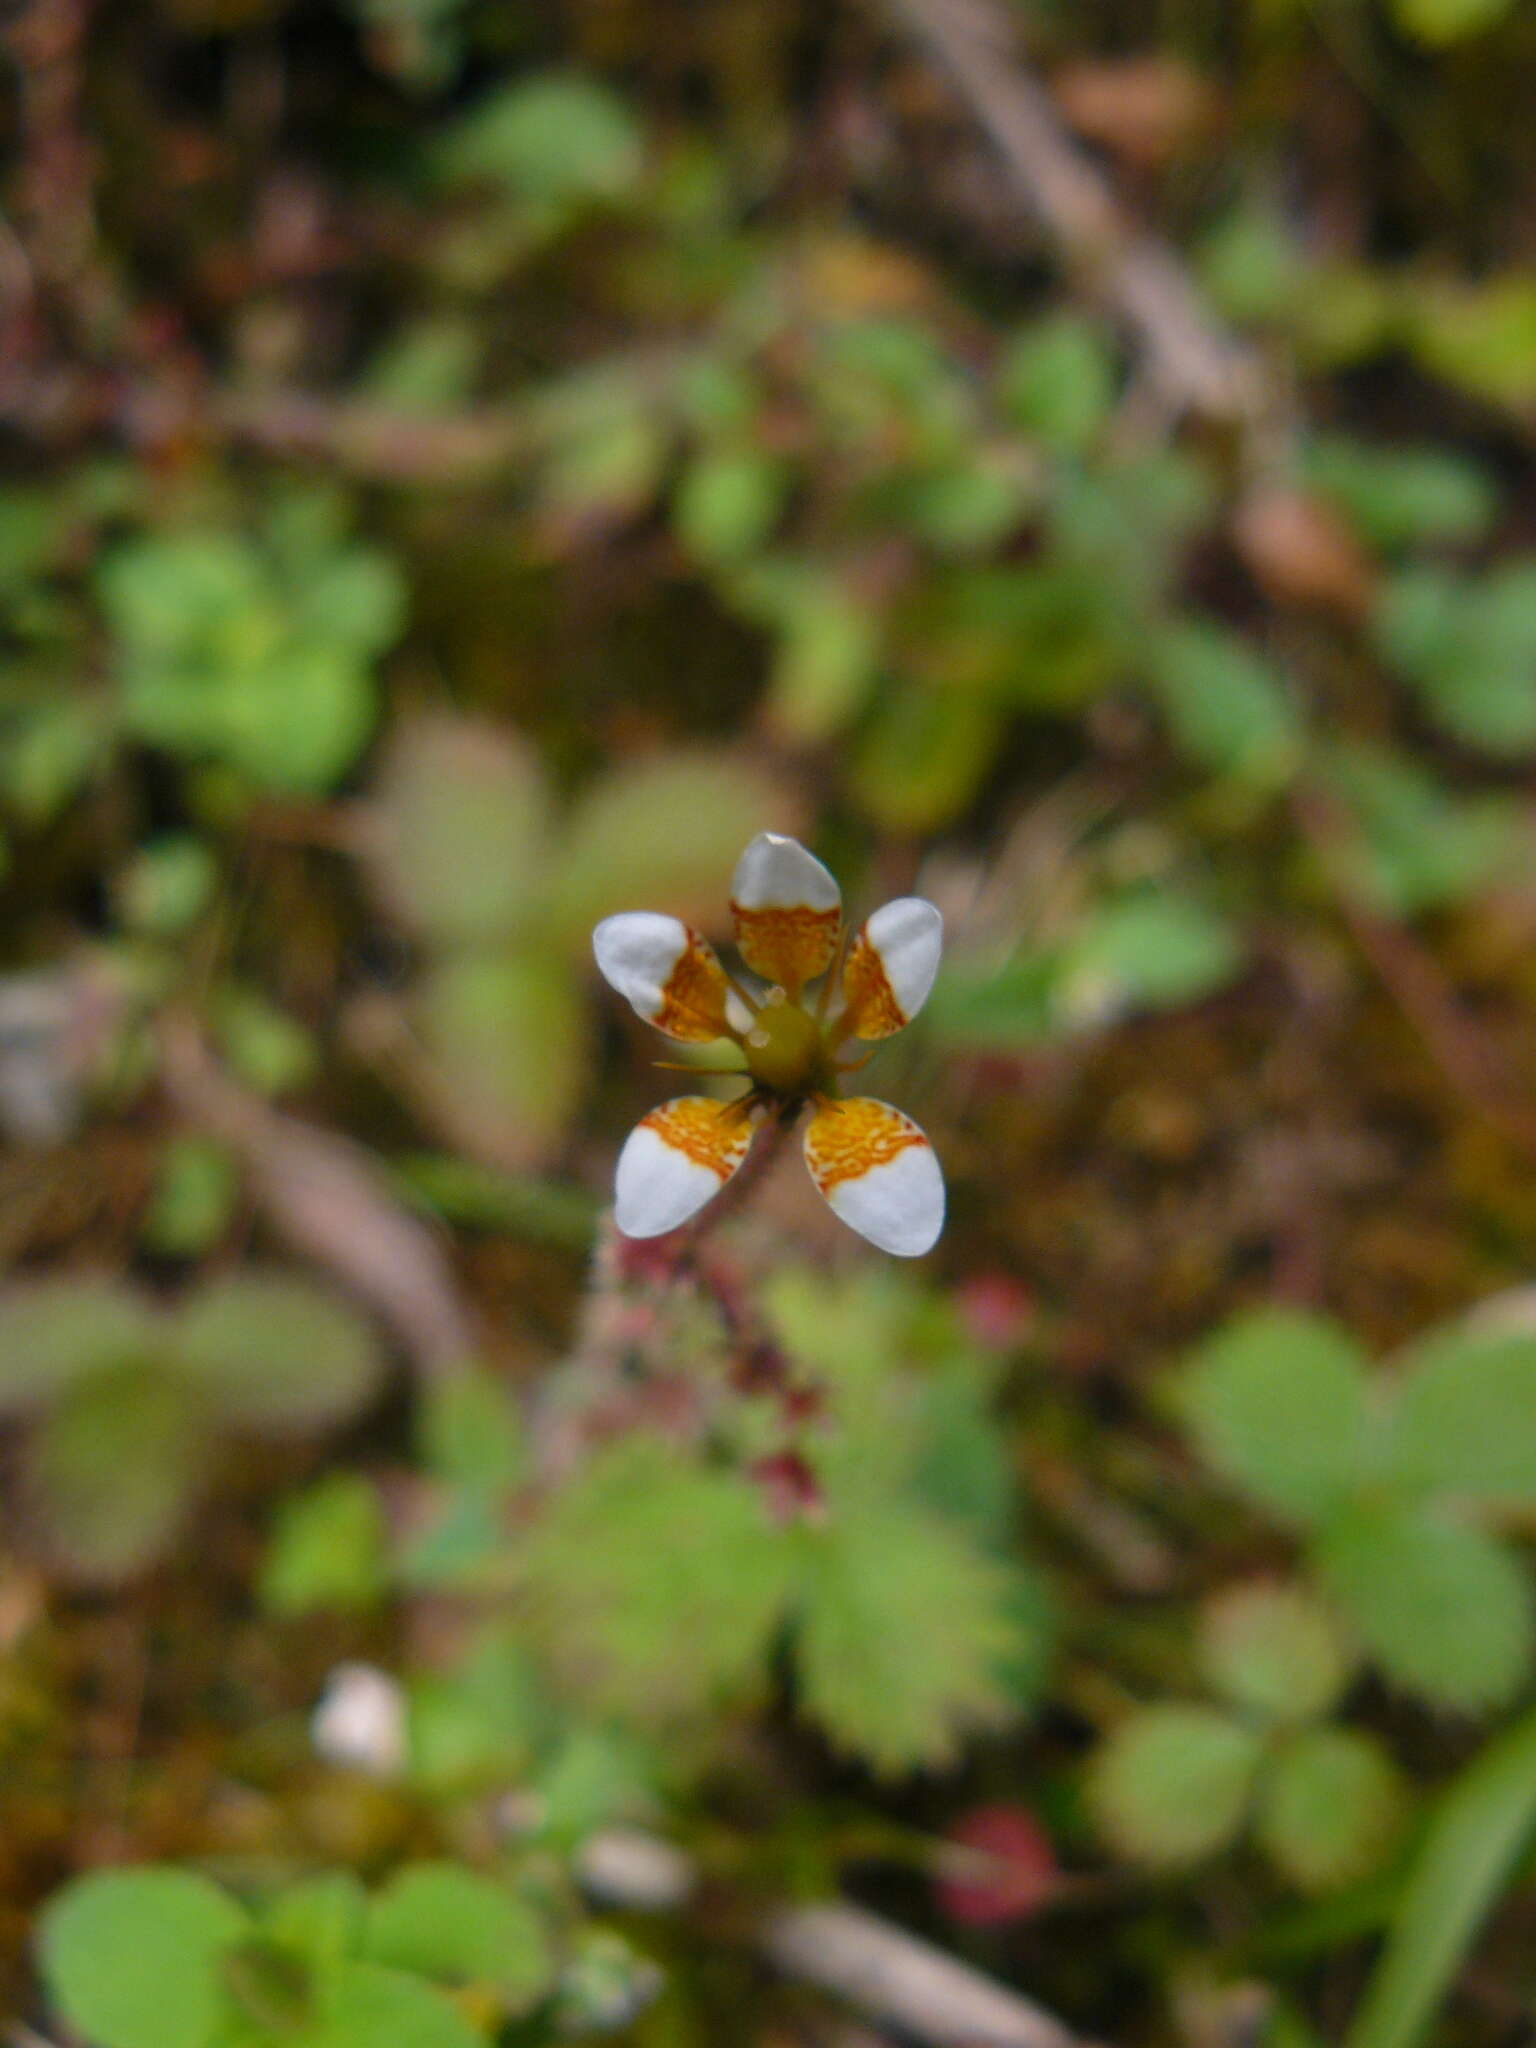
top-left (157, 1017), bottom-right (475, 1376)
top-left (881, 0), bottom-right (1275, 440)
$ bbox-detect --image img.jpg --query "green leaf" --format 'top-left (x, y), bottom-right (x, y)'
top-left (1058, 891), bottom-right (1243, 1023)
top-left (1345, 1701), bottom-right (1536, 2048)
top-left (26, 1366), bottom-right (206, 1579)
top-left (142, 1136), bottom-right (240, 1257)
top-left (1256, 1728), bottom-right (1409, 1893)
top-left (1198, 1581), bottom-right (1353, 1725)
top-left (995, 314), bottom-right (1116, 453)
top-left (850, 683), bottom-right (1003, 833)
top-left (1089, 1705), bottom-right (1262, 1866)
top-left (1385, 1328), bottom-right (1536, 1506)
top-left (1303, 437), bottom-right (1496, 552)
top-left (1391, 0), bottom-right (1517, 46)
top-left (175, 1273), bottom-right (384, 1434)
top-left (1320, 741), bottom-right (1522, 916)
top-left (260, 1475), bottom-right (390, 1616)
top-left (794, 1502), bottom-right (1021, 1773)
top-left (214, 989), bottom-right (318, 1098)
top-left (417, 945), bottom-right (588, 1157)
top-left (117, 834), bottom-right (218, 936)
top-left (221, 1940), bottom-right (315, 2035)
top-left (1410, 275), bottom-right (1536, 410)
top-left (1375, 563), bottom-right (1536, 759)
top-left (436, 72), bottom-right (643, 205)
top-left (262, 1874), bottom-right (367, 1974)
top-left (364, 716), bottom-right (552, 944)
top-left (1146, 619), bottom-right (1302, 784)
top-left (0, 1276), bottom-right (159, 1414)
top-left (545, 753), bottom-right (786, 940)
top-left (1180, 1308), bottom-right (1371, 1524)
top-left (363, 1864), bottom-right (553, 2004)
top-left (40, 1867), bottom-right (249, 2048)
top-left (674, 447), bottom-right (787, 566)
top-left (523, 1435), bottom-right (793, 1723)
top-left (304, 1958), bottom-right (483, 2048)
top-left (1316, 1502), bottom-right (1534, 1710)
top-left (733, 559), bottom-right (881, 743)
top-left (416, 1369), bottom-right (526, 1493)
top-left (406, 1625), bottom-right (545, 1793)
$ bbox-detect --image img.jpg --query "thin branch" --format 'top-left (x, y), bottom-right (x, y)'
top-left (158, 1017), bottom-right (476, 1375)
top-left (579, 1827), bottom-right (1086, 2048)
top-left (882, 0), bottom-right (1274, 437)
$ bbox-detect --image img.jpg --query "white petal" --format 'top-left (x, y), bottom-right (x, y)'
top-left (614, 1097), bottom-right (754, 1237)
top-left (312, 1662), bottom-right (407, 1777)
top-left (843, 897), bottom-right (943, 1038)
top-left (593, 911), bottom-right (730, 1042)
top-left (804, 1098), bottom-right (945, 1257)
top-left (731, 832), bottom-right (841, 915)
top-left (730, 834), bottom-right (842, 988)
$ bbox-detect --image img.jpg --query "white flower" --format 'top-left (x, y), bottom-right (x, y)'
top-left (311, 1661), bottom-right (407, 1777)
top-left (593, 833), bottom-right (944, 1256)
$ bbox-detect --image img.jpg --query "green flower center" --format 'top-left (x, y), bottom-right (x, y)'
top-left (743, 992), bottom-right (825, 1095)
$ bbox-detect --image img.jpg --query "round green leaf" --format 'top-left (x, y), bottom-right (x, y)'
top-left (1317, 1502), bottom-right (1534, 1711)
top-left (364, 716), bottom-right (552, 944)
top-left (175, 1273), bottom-right (385, 1434)
top-left (1386, 1329), bottom-right (1536, 1507)
top-left (26, 1366), bottom-right (207, 1580)
top-left (40, 1866), bottom-right (249, 2048)
top-left (1180, 1309), bottom-right (1370, 1524)
top-left (364, 1863), bottom-right (554, 2004)
top-left (417, 946), bottom-right (587, 1159)
top-left (545, 752), bottom-right (788, 942)
top-left (306, 1958), bottom-right (483, 2048)
top-left (260, 1475), bottom-right (390, 1616)
top-left (1089, 1705), bottom-right (1262, 1866)
top-left (1256, 1727), bottom-right (1409, 1893)
top-left (1198, 1581), bottom-right (1353, 1724)
top-left (0, 1276), bottom-right (159, 1415)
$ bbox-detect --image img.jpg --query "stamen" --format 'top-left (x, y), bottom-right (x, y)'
top-left (747, 1027), bottom-right (770, 1049)
top-left (765, 986), bottom-right (788, 1008)
top-left (815, 925), bottom-right (853, 1025)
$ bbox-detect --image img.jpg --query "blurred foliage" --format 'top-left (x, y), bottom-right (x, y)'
top-left (7, 0), bottom-right (1536, 2043)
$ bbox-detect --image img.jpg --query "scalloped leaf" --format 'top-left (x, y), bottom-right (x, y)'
top-left (545, 753), bottom-right (791, 943)
top-left (795, 1503), bottom-right (1024, 1774)
top-left (521, 1435), bottom-right (794, 1724)
top-left (1089, 1705), bottom-right (1263, 1866)
top-left (1180, 1309), bottom-right (1371, 1524)
top-left (363, 715), bottom-right (552, 944)
top-left (174, 1273), bottom-right (385, 1434)
top-left (1256, 1727), bottom-right (1409, 1893)
top-left (1385, 1328), bottom-right (1536, 1507)
top-left (1198, 1581), bottom-right (1353, 1725)
top-left (1316, 1502), bottom-right (1534, 1711)
top-left (40, 1866), bottom-right (249, 2048)
top-left (25, 1366), bottom-right (208, 1580)
top-left (0, 1276), bottom-right (160, 1415)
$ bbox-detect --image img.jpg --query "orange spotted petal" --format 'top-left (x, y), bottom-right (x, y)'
top-left (593, 912), bottom-right (734, 1043)
top-left (803, 1096), bottom-right (944, 1256)
top-left (615, 1096), bottom-right (755, 1237)
top-left (730, 832), bottom-right (842, 993)
top-left (841, 897), bottom-right (943, 1040)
